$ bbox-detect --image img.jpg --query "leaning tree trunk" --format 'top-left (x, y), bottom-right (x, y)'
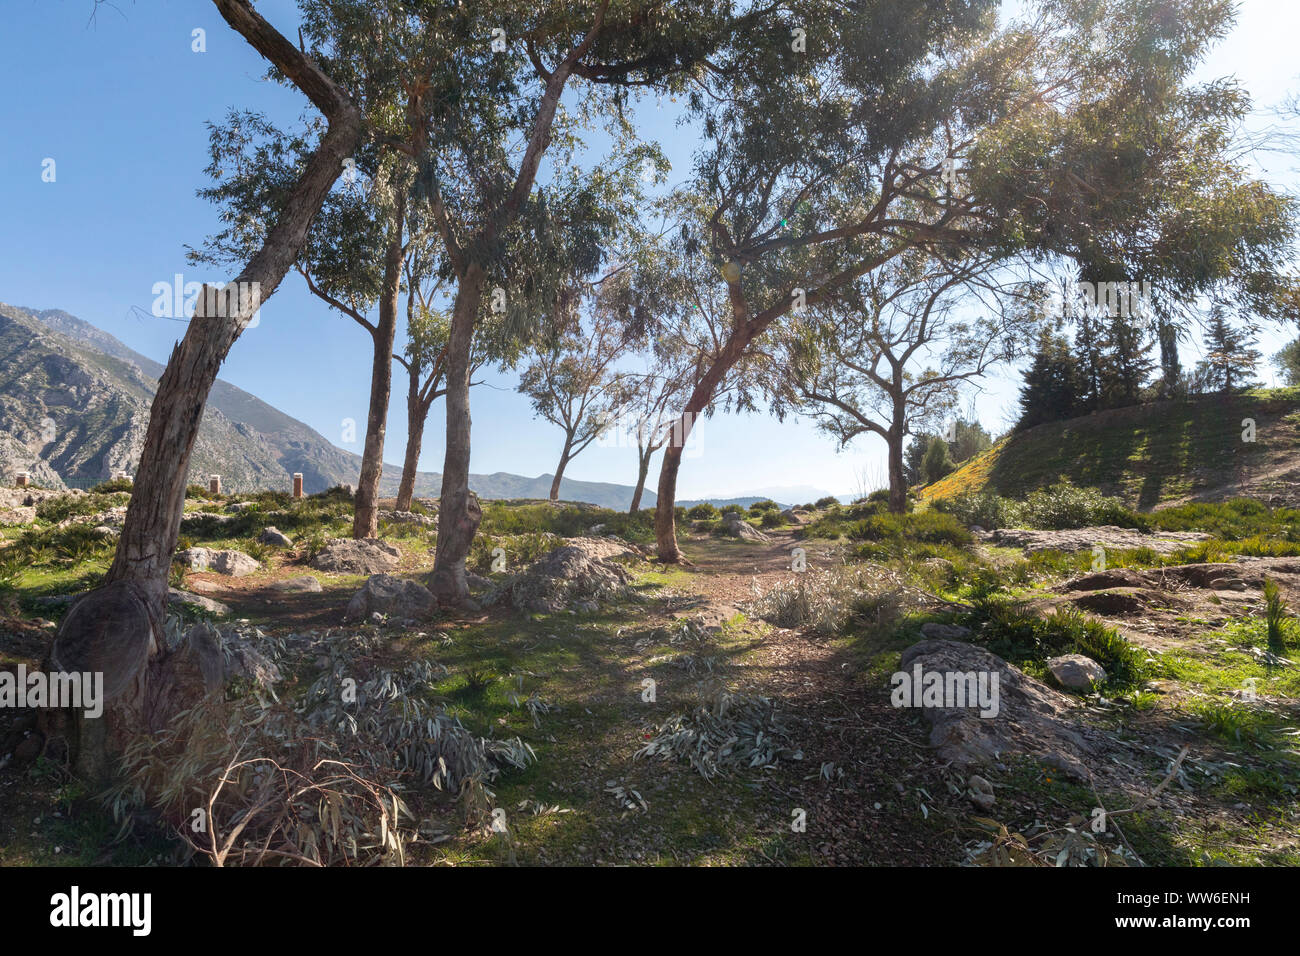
top-left (395, 371), bottom-right (430, 513)
top-left (629, 443), bottom-right (652, 513)
top-left (549, 436), bottom-right (573, 501)
top-left (654, 327), bottom-right (754, 561)
top-left (353, 198), bottom-right (405, 538)
top-left (430, 269), bottom-right (484, 606)
top-left (39, 0), bottom-right (364, 785)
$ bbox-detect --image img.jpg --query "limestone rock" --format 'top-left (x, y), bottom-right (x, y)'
top-left (175, 547), bottom-right (260, 577)
top-left (266, 575), bottom-right (323, 593)
top-left (310, 537), bottom-right (401, 574)
top-left (259, 526), bottom-right (293, 547)
top-left (1047, 654), bottom-right (1106, 691)
top-left (344, 573), bottom-right (437, 622)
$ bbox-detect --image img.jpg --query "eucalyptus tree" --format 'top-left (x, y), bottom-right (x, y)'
top-left (344, 0), bottom-right (749, 605)
top-left (782, 249), bottom-right (1037, 513)
top-left (626, 0), bottom-right (1299, 562)
top-left (52, 0), bottom-right (365, 781)
top-left (518, 303), bottom-right (634, 501)
top-left (622, 365), bottom-right (690, 513)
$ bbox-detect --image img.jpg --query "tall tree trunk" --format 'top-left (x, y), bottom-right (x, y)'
top-left (549, 436), bottom-right (574, 501)
top-left (353, 197), bottom-right (405, 538)
top-left (629, 443), bottom-right (652, 513)
top-left (887, 410), bottom-right (907, 514)
top-left (430, 270), bottom-right (484, 606)
top-left (44, 0), bottom-right (364, 783)
top-left (395, 368), bottom-right (426, 513)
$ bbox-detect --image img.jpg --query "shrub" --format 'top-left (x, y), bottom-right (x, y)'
top-left (760, 510), bottom-right (785, 528)
top-left (850, 510), bottom-right (973, 547)
top-left (748, 499), bottom-right (780, 515)
top-left (720, 504), bottom-right (744, 515)
top-left (814, 496), bottom-right (840, 509)
top-left (687, 503), bottom-right (719, 520)
top-left (91, 477), bottom-right (135, 495)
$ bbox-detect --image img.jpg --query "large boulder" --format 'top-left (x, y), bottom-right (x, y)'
top-left (895, 639), bottom-right (1101, 781)
top-left (175, 547), bottom-right (260, 577)
top-left (344, 573), bottom-right (437, 622)
top-left (720, 512), bottom-right (770, 542)
top-left (259, 526), bottom-right (293, 547)
top-left (310, 538), bottom-right (401, 574)
top-left (494, 541), bottom-right (633, 613)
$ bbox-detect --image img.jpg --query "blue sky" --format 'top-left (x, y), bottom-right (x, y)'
top-left (1, 0), bottom-right (1297, 500)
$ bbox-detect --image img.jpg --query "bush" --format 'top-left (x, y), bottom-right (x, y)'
top-left (91, 477), bottom-right (135, 495)
top-left (814, 496), bottom-right (840, 509)
top-left (687, 503), bottom-right (719, 520)
top-left (35, 492), bottom-right (124, 523)
top-left (748, 499), bottom-right (780, 515)
top-left (720, 504), bottom-right (744, 515)
top-left (185, 483), bottom-right (221, 501)
top-left (850, 510), bottom-right (973, 548)
top-left (933, 482), bottom-right (1140, 531)
top-left (760, 510), bottom-right (785, 528)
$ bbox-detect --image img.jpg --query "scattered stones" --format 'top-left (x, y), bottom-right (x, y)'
top-left (266, 576), bottom-right (323, 593)
top-left (1046, 653), bottom-right (1107, 691)
top-left (310, 537), bottom-right (401, 574)
top-left (259, 526), bottom-right (293, 547)
top-left (174, 547), bottom-right (260, 577)
top-left (344, 573), bottom-right (437, 622)
top-left (967, 774), bottom-right (996, 810)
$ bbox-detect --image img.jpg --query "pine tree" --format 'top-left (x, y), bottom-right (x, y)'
top-left (1103, 312), bottom-right (1154, 408)
top-left (1198, 307), bottom-right (1261, 392)
top-left (1017, 332), bottom-right (1082, 430)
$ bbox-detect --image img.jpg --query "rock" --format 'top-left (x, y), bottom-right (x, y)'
top-left (310, 537), bottom-right (401, 574)
top-left (1056, 568), bottom-right (1145, 592)
top-left (167, 588), bottom-right (231, 617)
top-left (1046, 654), bottom-right (1107, 691)
top-left (588, 523), bottom-right (607, 535)
top-left (967, 774), bottom-right (996, 810)
top-left (896, 639), bottom-right (1099, 781)
top-left (378, 510), bottom-right (436, 527)
top-left (260, 526), bottom-right (293, 547)
top-left (266, 576), bottom-right (323, 593)
top-left (720, 512), bottom-right (770, 542)
top-left (92, 525), bottom-right (118, 538)
top-left (344, 573), bottom-right (437, 622)
top-left (175, 547), bottom-right (260, 577)
top-left (920, 622), bottom-right (973, 641)
top-left (980, 526), bottom-right (1209, 556)
top-left (492, 541), bottom-right (633, 613)
top-left (225, 501), bottom-right (255, 513)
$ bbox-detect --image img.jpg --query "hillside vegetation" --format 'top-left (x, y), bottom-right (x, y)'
top-left (922, 388), bottom-right (1300, 510)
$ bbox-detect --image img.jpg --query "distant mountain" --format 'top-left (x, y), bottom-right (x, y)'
top-left (0, 302), bottom-right (657, 509)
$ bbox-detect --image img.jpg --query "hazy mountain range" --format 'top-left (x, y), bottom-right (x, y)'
top-left (0, 302), bottom-right (844, 510)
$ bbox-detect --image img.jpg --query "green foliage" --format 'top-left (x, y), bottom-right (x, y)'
top-left (747, 500), bottom-right (780, 515)
top-left (686, 503), bottom-right (719, 520)
top-left (962, 593), bottom-right (1146, 688)
top-left (90, 477), bottom-right (135, 495)
top-left (814, 496), bottom-right (840, 509)
top-left (34, 492), bottom-right (127, 524)
top-left (1263, 577), bottom-right (1291, 658)
top-left (850, 510), bottom-right (973, 548)
top-left (935, 481), bottom-right (1137, 530)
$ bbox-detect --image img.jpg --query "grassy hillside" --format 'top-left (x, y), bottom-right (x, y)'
top-left (922, 388), bottom-right (1300, 510)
